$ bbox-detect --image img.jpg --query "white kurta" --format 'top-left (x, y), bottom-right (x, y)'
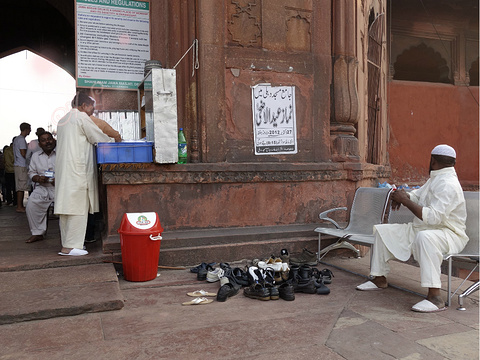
top-left (54, 109), bottom-right (112, 249)
top-left (54, 109), bottom-right (112, 216)
top-left (371, 167), bottom-right (468, 288)
top-left (26, 150), bottom-right (56, 236)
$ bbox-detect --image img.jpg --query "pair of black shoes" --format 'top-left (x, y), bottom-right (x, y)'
top-left (243, 267), bottom-right (282, 301)
top-left (288, 265), bottom-right (331, 295)
top-left (244, 282), bottom-right (295, 301)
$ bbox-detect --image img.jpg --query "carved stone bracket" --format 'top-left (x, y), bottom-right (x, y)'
top-left (228, 0), bottom-right (262, 47)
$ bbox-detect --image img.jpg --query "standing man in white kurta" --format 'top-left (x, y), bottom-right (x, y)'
top-left (356, 145), bottom-right (468, 313)
top-left (55, 92), bottom-right (112, 256)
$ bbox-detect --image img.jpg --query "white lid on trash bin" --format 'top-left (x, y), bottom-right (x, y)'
top-left (126, 212), bottom-right (157, 230)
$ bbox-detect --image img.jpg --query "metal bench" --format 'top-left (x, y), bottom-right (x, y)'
top-left (314, 187), bottom-right (392, 260)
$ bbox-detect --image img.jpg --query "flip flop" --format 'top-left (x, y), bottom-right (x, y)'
top-left (182, 297), bottom-right (213, 306)
top-left (58, 248), bottom-right (88, 256)
top-left (356, 280), bottom-right (385, 291)
top-left (411, 299), bottom-right (447, 313)
top-left (187, 290), bottom-right (217, 297)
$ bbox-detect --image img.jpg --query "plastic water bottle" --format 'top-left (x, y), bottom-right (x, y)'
top-left (178, 128), bottom-right (187, 164)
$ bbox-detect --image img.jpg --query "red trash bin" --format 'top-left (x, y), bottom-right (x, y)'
top-left (118, 212), bottom-right (164, 282)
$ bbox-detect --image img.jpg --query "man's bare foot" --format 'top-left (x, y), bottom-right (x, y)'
top-left (16, 207), bottom-right (26, 213)
top-left (26, 235), bottom-right (44, 243)
top-left (60, 247), bottom-right (73, 254)
top-left (371, 276), bottom-right (388, 289)
top-left (426, 295), bottom-right (445, 308)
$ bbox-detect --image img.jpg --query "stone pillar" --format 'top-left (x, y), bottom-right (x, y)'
top-left (331, 0), bottom-right (360, 162)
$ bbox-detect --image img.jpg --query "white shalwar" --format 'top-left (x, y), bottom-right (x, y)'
top-left (26, 150), bottom-right (56, 236)
top-left (370, 167), bottom-right (468, 288)
top-left (55, 109), bottom-right (112, 250)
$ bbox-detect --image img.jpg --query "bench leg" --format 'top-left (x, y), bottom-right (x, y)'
top-left (447, 258), bottom-right (479, 309)
top-left (318, 235), bottom-right (360, 259)
top-left (457, 281), bottom-right (479, 310)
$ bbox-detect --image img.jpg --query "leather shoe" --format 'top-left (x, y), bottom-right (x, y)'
top-left (197, 264), bottom-right (215, 281)
top-left (217, 282), bottom-right (240, 302)
top-left (291, 277), bottom-right (317, 294)
top-left (244, 283), bottom-right (270, 301)
top-left (316, 280), bottom-right (330, 295)
top-left (278, 282), bottom-right (295, 301)
top-left (190, 262), bottom-right (216, 273)
top-left (266, 283), bottom-right (279, 300)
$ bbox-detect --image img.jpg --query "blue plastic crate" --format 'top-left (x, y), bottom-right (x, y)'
top-left (96, 142), bottom-right (153, 164)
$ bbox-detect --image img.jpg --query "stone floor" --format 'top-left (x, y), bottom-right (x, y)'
top-left (0, 202), bottom-right (478, 359)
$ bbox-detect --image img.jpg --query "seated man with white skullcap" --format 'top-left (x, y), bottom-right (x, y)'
top-left (356, 144), bottom-right (468, 313)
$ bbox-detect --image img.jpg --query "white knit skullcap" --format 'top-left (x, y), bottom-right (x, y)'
top-left (431, 144), bottom-right (456, 158)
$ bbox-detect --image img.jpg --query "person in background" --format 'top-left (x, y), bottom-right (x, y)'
top-left (356, 145), bottom-right (468, 313)
top-left (55, 92), bottom-right (112, 256)
top-left (0, 148), bottom-right (4, 206)
top-left (13, 123), bottom-right (31, 212)
top-left (25, 132), bottom-right (56, 243)
top-left (26, 127), bottom-right (46, 165)
top-left (3, 141), bottom-right (16, 206)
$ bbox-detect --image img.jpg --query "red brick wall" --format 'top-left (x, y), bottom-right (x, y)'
top-left (388, 81), bottom-right (479, 190)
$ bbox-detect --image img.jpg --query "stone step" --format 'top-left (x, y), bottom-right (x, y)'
top-left (103, 224), bottom-right (321, 267)
top-left (0, 263), bottom-right (124, 325)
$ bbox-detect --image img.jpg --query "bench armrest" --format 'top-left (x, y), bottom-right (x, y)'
top-left (319, 207), bottom-right (348, 229)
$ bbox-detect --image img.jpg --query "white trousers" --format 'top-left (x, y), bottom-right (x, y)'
top-left (59, 193), bottom-right (89, 249)
top-left (26, 186), bottom-right (55, 236)
top-left (370, 226), bottom-right (450, 289)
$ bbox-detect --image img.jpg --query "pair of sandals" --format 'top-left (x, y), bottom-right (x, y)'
top-left (182, 289), bottom-right (216, 305)
top-left (356, 281), bottom-right (447, 313)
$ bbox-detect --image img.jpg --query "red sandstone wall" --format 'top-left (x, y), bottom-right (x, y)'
top-left (388, 81), bottom-right (479, 189)
top-left (105, 180), bottom-right (355, 233)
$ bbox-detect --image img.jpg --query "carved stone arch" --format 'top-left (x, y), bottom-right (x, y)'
top-left (393, 43), bottom-right (451, 84)
top-left (0, 0), bottom-right (74, 76)
top-left (469, 57), bottom-right (479, 86)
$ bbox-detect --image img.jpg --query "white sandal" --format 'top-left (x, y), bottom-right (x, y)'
top-left (182, 297), bottom-right (213, 306)
top-left (187, 290), bottom-right (216, 297)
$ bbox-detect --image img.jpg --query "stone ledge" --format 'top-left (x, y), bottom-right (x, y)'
top-left (0, 264), bottom-right (124, 325)
top-left (100, 162), bottom-right (391, 184)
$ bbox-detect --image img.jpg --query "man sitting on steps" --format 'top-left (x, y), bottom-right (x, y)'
top-left (25, 132), bottom-right (56, 243)
top-left (356, 144), bottom-right (468, 313)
